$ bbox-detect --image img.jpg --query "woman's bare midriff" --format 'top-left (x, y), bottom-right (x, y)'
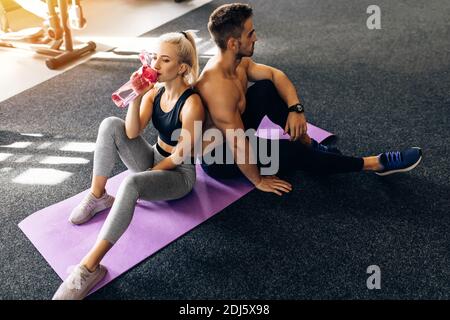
top-left (157, 137), bottom-right (176, 154)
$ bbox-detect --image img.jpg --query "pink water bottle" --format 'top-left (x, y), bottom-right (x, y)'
top-left (111, 51), bottom-right (158, 108)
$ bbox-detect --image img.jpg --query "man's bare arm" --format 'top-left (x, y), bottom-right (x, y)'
top-left (244, 58), bottom-right (308, 141)
top-left (244, 58), bottom-right (301, 107)
top-left (199, 79), bottom-right (292, 195)
top-left (199, 80), bottom-right (262, 186)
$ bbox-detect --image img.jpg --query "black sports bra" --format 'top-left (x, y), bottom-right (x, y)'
top-left (152, 86), bottom-right (197, 147)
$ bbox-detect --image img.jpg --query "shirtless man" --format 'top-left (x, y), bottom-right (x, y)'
top-left (196, 3), bottom-right (422, 195)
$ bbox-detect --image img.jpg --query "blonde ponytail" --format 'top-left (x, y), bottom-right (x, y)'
top-left (159, 30), bottom-right (199, 86)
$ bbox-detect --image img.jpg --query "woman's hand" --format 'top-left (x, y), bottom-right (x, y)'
top-left (130, 70), bottom-right (154, 96)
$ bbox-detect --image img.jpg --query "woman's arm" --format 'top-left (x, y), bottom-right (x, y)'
top-left (151, 94), bottom-right (205, 171)
top-left (124, 81), bottom-right (157, 139)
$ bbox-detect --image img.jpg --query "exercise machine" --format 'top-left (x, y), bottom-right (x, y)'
top-left (0, 0), bottom-right (96, 69)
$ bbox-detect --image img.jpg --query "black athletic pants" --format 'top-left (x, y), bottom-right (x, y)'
top-left (201, 80), bottom-right (364, 179)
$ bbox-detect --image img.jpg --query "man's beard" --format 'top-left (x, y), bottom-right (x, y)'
top-left (249, 44), bottom-right (255, 56)
top-left (236, 43), bottom-right (254, 60)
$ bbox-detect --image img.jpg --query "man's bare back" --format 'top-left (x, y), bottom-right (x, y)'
top-left (196, 56), bottom-right (253, 151)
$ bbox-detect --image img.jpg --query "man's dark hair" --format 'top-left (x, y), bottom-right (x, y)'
top-left (208, 3), bottom-right (253, 50)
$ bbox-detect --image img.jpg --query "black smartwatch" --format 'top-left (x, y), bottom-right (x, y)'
top-left (288, 103), bottom-right (305, 113)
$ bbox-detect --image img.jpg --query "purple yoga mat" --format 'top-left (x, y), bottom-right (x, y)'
top-left (18, 117), bottom-right (334, 296)
top-left (257, 116), bottom-right (334, 142)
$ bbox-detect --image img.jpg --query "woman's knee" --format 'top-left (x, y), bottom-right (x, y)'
top-left (98, 116), bottom-right (125, 135)
top-left (121, 175), bottom-right (139, 192)
top-left (116, 175), bottom-right (141, 202)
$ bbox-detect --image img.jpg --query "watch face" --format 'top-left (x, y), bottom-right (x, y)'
top-left (289, 104), bottom-right (304, 113)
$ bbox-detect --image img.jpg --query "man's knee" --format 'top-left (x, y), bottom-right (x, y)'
top-left (247, 80), bottom-right (279, 105)
top-left (253, 79), bottom-right (276, 93)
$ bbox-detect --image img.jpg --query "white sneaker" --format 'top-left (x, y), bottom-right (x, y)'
top-left (52, 264), bottom-right (107, 300)
top-left (69, 191), bottom-right (115, 225)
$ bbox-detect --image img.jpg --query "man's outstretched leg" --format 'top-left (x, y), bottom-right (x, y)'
top-left (256, 136), bottom-right (421, 176)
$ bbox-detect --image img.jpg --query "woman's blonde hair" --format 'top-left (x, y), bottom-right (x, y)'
top-left (158, 31), bottom-right (199, 86)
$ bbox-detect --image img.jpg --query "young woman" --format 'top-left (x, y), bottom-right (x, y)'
top-left (53, 31), bottom-right (204, 300)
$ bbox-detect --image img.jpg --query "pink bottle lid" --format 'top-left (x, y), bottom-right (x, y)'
top-left (139, 51), bottom-right (158, 83)
top-left (139, 51), bottom-right (152, 66)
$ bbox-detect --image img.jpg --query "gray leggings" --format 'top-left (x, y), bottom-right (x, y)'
top-left (93, 117), bottom-right (196, 244)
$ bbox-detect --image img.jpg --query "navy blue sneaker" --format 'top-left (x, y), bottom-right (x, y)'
top-left (310, 139), bottom-right (342, 155)
top-left (375, 147), bottom-right (422, 176)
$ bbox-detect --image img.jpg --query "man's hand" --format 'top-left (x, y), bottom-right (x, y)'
top-left (284, 112), bottom-right (307, 141)
top-left (255, 176), bottom-right (292, 196)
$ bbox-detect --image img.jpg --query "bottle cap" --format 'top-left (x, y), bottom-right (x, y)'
top-left (139, 50), bottom-right (152, 66)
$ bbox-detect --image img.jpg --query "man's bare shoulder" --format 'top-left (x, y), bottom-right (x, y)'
top-left (197, 66), bottom-right (225, 89)
top-left (196, 71), bottom-right (237, 105)
top-left (240, 57), bottom-right (253, 67)
top-left (240, 57), bottom-right (256, 71)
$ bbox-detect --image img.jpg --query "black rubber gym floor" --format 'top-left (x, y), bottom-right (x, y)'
top-left (0, 0), bottom-right (449, 299)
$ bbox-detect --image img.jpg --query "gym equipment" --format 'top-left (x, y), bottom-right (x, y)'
top-left (18, 118), bottom-right (334, 297)
top-left (0, 0), bottom-right (95, 70)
